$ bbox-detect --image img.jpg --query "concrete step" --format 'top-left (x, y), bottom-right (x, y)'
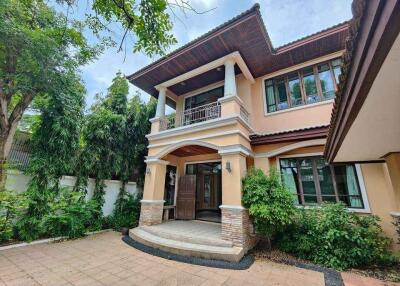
top-left (141, 225), bottom-right (233, 248)
top-left (130, 227), bottom-right (244, 262)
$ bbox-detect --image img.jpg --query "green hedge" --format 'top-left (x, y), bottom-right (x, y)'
top-left (277, 203), bottom-right (394, 270)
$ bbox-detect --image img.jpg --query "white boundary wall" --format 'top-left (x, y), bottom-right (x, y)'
top-left (6, 170), bottom-right (139, 216)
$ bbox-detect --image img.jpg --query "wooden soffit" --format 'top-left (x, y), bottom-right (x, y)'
top-left (127, 4), bottom-right (349, 98)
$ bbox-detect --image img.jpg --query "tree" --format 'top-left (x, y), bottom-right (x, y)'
top-left (58, 0), bottom-right (213, 55)
top-left (124, 93), bottom-right (156, 187)
top-left (80, 72), bottom-right (129, 214)
top-left (0, 0), bottom-right (102, 189)
top-left (16, 71), bottom-right (86, 241)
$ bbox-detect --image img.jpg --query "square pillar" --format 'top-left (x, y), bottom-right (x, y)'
top-left (219, 149), bottom-right (257, 250)
top-left (139, 159), bottom-right (168, 226)
top-left (384, 152), bottom-right (400, 210)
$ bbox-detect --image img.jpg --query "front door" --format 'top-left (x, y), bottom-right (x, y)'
top-left (196, 174), bottom-right (220, 210)
top-left (176, 175), bottom-right (196, 220)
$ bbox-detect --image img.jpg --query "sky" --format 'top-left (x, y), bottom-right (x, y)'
top-left (56, 0), bottom-right (353, 110)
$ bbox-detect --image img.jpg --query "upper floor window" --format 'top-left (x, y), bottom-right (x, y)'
top-left (184, 86), bottom-right (224, 110)
top-left (279, 156), bottom-right (364, 209)
top-left (264, 58), bottom-right (342, 113)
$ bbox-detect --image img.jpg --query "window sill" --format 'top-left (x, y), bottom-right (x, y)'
top-left (264, 99), bottom-right (334, 117)
top-left (295, 205), bottom-right (371, 214)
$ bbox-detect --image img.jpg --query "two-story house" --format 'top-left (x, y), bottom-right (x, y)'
top-left (126, 3), bottom-right (399, 262)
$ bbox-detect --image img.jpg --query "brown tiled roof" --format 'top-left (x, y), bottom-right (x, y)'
top-left (128, 5), bottom-right (349, 80)
top-left (276, 20), bottom-right (350, 53)
top-left (327, 0), bottom-right (367, 146)
top-left (250, 125), bottom-right (329, 145)
top-left (127, 4), bottom-right (268, 80)
top-left (127, 4), bottom-right (349, 99)
top-left (324, 0), bottom-right (400, 162)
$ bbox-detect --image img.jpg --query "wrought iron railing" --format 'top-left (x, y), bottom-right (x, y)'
top-left (161, 101), bottom-right (221, 130)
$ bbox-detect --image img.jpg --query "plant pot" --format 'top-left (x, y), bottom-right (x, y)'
top-left (121, 227), bottom-right (129, 236)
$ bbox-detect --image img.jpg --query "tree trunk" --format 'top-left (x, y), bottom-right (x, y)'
top-left (0, 125), bottom-right (18, 191)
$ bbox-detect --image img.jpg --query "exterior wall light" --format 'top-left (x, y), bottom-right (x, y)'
top-left (146, 167), bottom-right (151, 175)
top-left (225, 161), bottom-right (232, 173)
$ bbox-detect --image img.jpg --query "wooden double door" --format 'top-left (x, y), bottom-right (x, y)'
top-left (176, 167), bottom-right (221, 220)
top-left (195, 174), bottom-right (221, 211)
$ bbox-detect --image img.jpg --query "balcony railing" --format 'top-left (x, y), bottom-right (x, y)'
top-left (160, 101), bottom-right (221, 130)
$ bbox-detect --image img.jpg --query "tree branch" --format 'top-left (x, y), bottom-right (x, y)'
top-left (7, 93), bottom-right (34, 131)
top-left (0, 96), bottom-right (9, 133)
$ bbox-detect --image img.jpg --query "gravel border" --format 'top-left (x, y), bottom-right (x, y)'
top-left (271, 258), bottom-right (344, 286)
top-left (123, 235), bottom-right (343, 285)
top-left (122, 235), bottom-right (254, 270)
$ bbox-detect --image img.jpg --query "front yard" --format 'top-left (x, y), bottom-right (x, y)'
top-left (0, 231), bottom-right (395, 286)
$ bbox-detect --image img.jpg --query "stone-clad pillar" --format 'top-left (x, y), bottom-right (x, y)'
top-left (139, 159), bottom-right (168, 226)
top-left (219, 147), bottom-right (257, 250)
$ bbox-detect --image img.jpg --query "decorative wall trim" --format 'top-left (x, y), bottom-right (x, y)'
top-left (220, 205), bottom-right (246, 210)
top-left (147, 115), bottom-right (254, 141)
top-left (254, 139), bottom-right (326, 158)
top-left (218, 95), bottom-right (244, 106)
top-left (218, 145), bottom-right (253, 157)
top-left (140, 200), bottom-right (165, 204)
top-left (147, 130), bottom-right (250, 149)
top-left (149, 117), bottom-right (161, 123)
top-left (152, 140), bottom-right (220, 159)
top-left (144, 158), bottom-right (170, 165)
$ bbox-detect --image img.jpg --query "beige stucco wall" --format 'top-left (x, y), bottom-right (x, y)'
top-left (247, 77), bottom-right (333, 134)
top-left (252, 143), bottom-right (399, 248)
top-left (360, 163), bottom-right (399, 248)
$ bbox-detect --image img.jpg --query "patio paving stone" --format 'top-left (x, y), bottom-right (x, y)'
top-left (0, 230), bottom-right (376, 286)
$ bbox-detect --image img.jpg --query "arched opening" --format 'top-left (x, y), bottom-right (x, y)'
top-left (160, 143), bottom-right (222, 223)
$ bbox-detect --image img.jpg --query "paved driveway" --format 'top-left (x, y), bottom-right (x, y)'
top-left (0, 231), bottom-right (326, 286)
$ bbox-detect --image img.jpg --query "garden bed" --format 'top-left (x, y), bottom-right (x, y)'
top-left (251, 241), bottom-right (400, 284)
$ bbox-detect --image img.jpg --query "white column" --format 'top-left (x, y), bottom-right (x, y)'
top-left (155, 86), bottom-right (166, 117)
top-left (224, 59), bottom-right (237, 98)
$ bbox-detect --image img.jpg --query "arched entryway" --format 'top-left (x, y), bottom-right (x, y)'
top-left (160, 144), bottom-right (222, 223)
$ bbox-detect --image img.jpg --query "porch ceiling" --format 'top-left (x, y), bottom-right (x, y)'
top-left (127, 4), bottom-right (349, 99)
top-left (170, 145), bottom-right (218, 157)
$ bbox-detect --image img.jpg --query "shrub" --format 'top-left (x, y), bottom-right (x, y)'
top-left (109, 192), bottom-right (140, 231)
top-left (392, 214), bottom-right (400, 244)
top-left (277, 203), bottom-right (394, 270)
top-left (242, 168), bottom-right (298, 247)
top-left (41, 189), bottom-right (102, 238)
top-left (0, 190), bottom-right (27, 242)
top-left (16, 187), bottom-right (102, 241)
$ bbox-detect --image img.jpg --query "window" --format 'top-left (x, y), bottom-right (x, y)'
top-left (318, 63), bottom-right (335, 100)
top-left (288, 72), bottom-right (303, 107)
top-left (279, 156), bottom-right (364, 208)
top-left (184, 86), bottom-right (224, 110)
top-left (264, 58), bottom-right (342, 113)
top-left (302, 67), bottom-right (319, 104)
top-left (265, 77), bottom-right (289, 112)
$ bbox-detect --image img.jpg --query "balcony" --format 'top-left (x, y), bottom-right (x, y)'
top-left (160, 102), bottom-right (221, 131)
top-left (149, 52), bottom-right (255, 135)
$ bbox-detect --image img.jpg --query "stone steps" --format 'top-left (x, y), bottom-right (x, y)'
top-left (141, 225), bottom-right (233, 247)
top-left (130, 227), bottom-right (244, 262)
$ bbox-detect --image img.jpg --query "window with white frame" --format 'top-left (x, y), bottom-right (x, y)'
top-left (279, 156), bottom-right (365, 209)
top-left (264, 58), bottom-right (342, 113)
